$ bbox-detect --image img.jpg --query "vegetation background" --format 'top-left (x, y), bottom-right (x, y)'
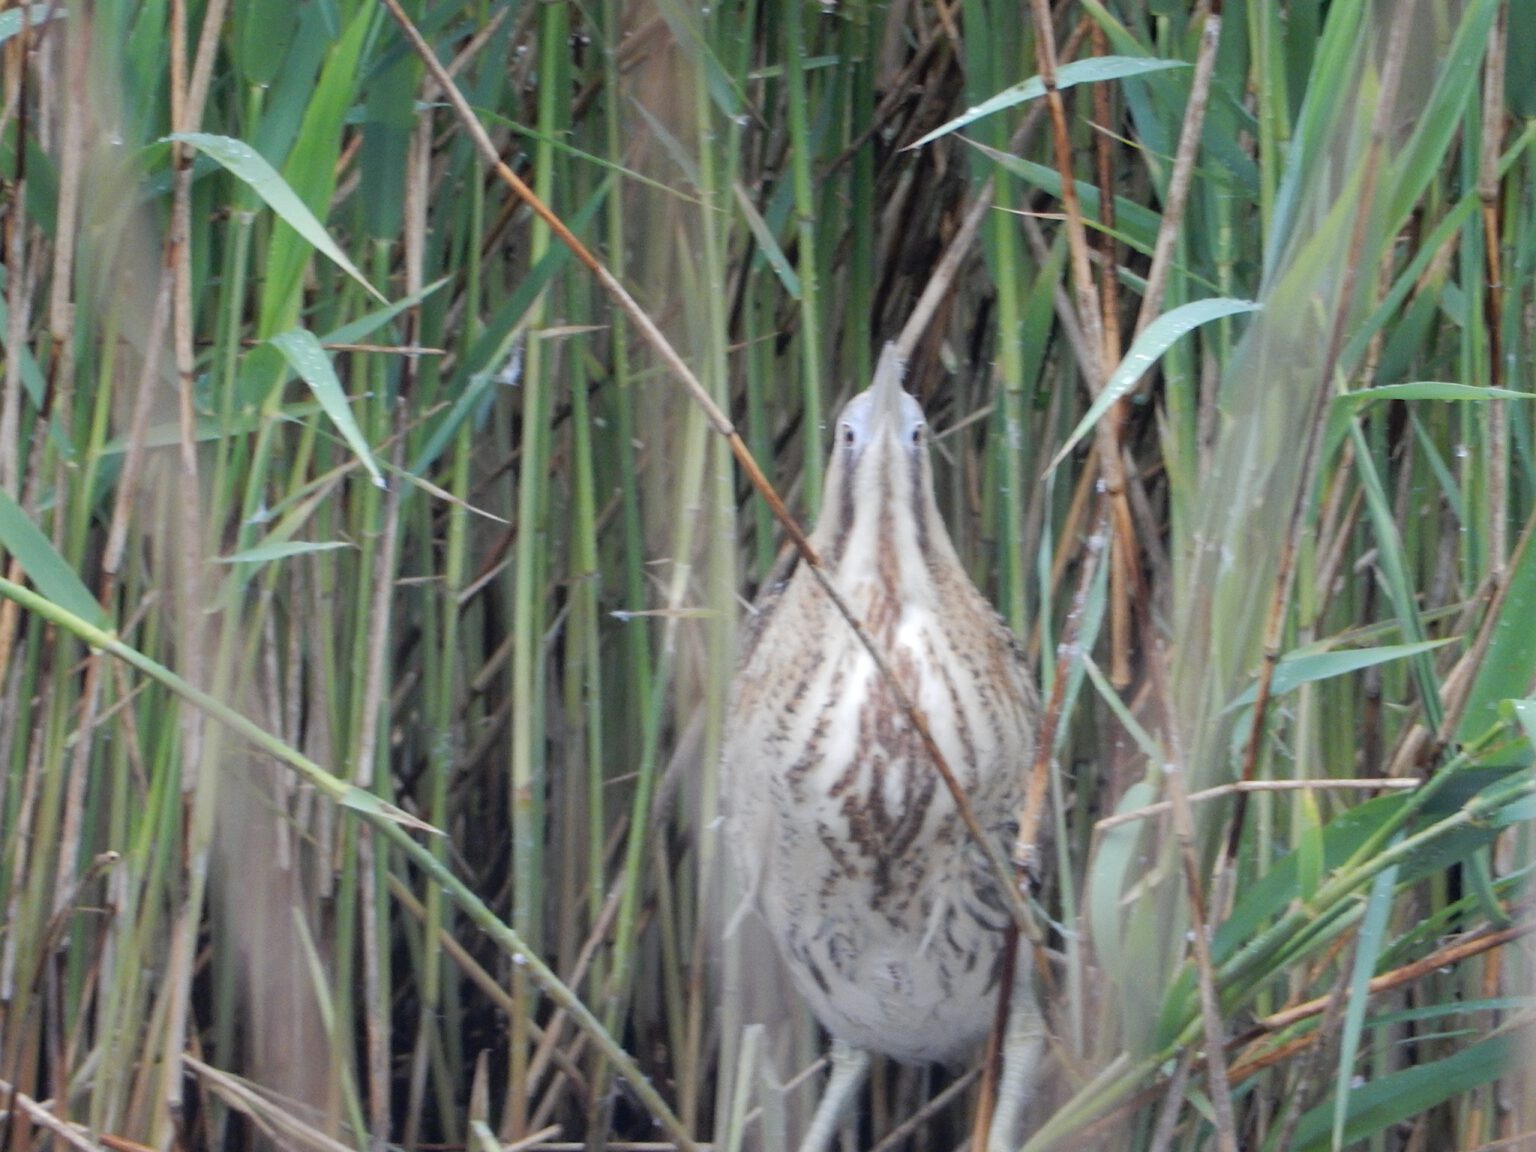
top-left (0, 0), bottom-right (1533, 1149)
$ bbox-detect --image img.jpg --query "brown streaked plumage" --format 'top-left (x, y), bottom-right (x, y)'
top-left (723, 346), bottom-right (1043, 1152)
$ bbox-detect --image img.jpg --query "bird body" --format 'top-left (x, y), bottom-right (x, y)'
top-left (724, 347), bottom-right (1042, 1148)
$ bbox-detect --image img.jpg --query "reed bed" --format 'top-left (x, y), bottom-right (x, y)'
top-left (0, 1), bottom-right (1532, 1150)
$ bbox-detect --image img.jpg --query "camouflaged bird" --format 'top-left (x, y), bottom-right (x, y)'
top-left (723, 346), bottom-right (1044, 1152)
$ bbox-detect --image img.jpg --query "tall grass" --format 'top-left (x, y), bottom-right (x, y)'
top-left (0, 0), bottom-right (1532, 1150)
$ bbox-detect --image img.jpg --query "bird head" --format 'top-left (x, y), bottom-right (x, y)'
top-left (811, 345), bottom-right (960, 608)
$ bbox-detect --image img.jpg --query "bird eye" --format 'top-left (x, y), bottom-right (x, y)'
top-left (910, 422), bottom-right (925, 447)
top-left (841, 423), bottom-right (856, 448)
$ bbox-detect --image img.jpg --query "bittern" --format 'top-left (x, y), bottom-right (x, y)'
top-left (723, 346), bottom-right (1043, 1152)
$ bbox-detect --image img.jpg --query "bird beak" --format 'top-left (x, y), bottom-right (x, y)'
top-left (869, 344), bottom-right (906, 443)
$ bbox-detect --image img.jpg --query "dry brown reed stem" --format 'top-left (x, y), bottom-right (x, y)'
top-left (356, 440), bottom-right (404, 1152)
top-left (971, 925), bottom-right (1019, 1151)
top-left (380, 0), bottom-right (1031, 939)
top-left (1251, 916), bottom-right (1536, 1035)
top-left (0, 3), bottom-right (38, 708)
top-left (0, 27), bottom-right (27, 500)
top-left (1022, 1), bottom-right (1147, 708)
top-left (1133, 6), bottom-right (1222, 339)
top-left (1024, 0), bottom-right (1102, 380)
top-left (48, 18), bottom-right (99, 920)
top-left (46, 13), bottom-right (84, 460)
top-left (1223, 0), bottom-right (1415, 883)
top-left (1013, 9), bottom-right (1241, 1142)
top-left (1020, 6), bottom-right (1140, 579)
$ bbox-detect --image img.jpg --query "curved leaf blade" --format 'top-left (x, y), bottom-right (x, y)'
top-left (168, 132), bottom-right (386, 304)
top-left (269, 327), bottom-right (385, 488)
top-left (1049, 298), bottom-right (1260, 472)
top-left (217, 539), bottom-right (353, 564)
top-left (908, 56), bottom-right (1190, 150)
top-left (1227, 638), bottom-right (1453, 709)
top-left (0, 489), bottom-right (107, 629)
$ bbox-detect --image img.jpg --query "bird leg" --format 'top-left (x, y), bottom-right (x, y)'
top-left (798, 1039), bottom-right (870, 1152)
top-left (987, 966), bottom-right (1045, 1152)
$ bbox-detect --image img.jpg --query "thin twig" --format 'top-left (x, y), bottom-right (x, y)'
top-left (868, 1068), bottom-right (978, 1152)
top-left (0, 1079), bottom-right (105, 1151)
top-left (1094, 778), bottom-right (1419, 832)
top-left (1024, 0), bottom-right (1103, 381)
